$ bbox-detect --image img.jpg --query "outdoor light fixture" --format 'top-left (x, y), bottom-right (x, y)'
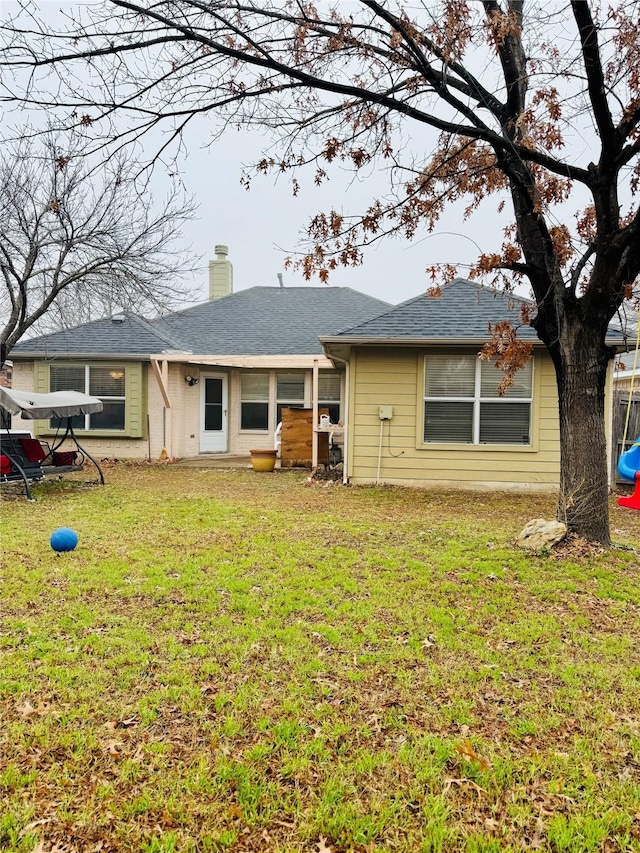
top-left (185, 374), bottom-right (199, 386)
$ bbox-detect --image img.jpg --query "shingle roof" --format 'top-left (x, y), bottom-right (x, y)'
top-left (11, 313), bottom-right (184, 357)
top-left (322, 279), bottom-right (540, 342)
top-left (11, 287), bottom-right (392, 358)
top-left (154, 287), bottom-right (391, 355)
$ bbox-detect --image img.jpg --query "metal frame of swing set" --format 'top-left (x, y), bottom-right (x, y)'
top-left (0, 388), bottom-right (105, 501)
top-left (617, 308), bottom-right (640, 510)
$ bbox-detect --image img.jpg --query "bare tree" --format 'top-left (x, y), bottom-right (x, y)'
top-left (1, 1), bottom-right (640, 543)
top-left (0, 132), bottom-right (197, 365)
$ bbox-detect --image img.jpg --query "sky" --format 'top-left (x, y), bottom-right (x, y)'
top-left (169, 118), bottom-right (502, 306)
top-left (0, 0), bottom-right (512, 311)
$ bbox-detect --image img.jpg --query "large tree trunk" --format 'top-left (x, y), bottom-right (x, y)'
top-left (552, 322), bottom-right (613, 545)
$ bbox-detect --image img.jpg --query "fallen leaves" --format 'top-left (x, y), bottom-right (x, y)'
top-left (104, 714), bottom-right (138, 730)
top-left (455, 737), bottom-right (492, 770)
top-left (20, 699), bottom-right (52, 718)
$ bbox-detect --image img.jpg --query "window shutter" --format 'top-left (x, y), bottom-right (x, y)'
top-left (126, 363), bottom-right (144, 437)
top-left (34, 362), bottom-right (48, 394)
top-left (32, 362), bottom-right (49, 436)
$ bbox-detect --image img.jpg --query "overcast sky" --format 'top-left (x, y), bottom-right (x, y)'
top-left (0, 1), bottom-right (517, 308)
top-left (169, 118), bottom-right (503, 306)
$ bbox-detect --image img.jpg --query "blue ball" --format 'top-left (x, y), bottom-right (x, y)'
top-left (50, 527), bottom-right (79, 552)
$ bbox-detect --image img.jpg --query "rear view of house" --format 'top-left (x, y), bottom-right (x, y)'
top-left (321, 279), bottom-right (622, 492)
top-left (8, 247), bottom-right (390, 461)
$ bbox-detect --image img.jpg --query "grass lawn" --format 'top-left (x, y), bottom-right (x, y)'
top-left (1, 465), bottom-right (639, 853)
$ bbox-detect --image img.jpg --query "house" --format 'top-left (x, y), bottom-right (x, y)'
top-left (8, 246), bottom-right (390, 460)
top-left (320, 278), bottom-right (623, 492)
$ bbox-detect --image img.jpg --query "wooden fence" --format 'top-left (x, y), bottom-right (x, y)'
top-left (612, 390), bottom-right (640, 482)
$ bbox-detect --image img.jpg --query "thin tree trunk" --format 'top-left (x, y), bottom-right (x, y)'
top-left (554, 329), bottom-right (612, 544)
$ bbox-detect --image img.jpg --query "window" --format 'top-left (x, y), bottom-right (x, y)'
top-left (423, 354), bottom-right (533, 445)
top-left (318, 370), bottom-right (341, 424)
top-left (276, 372), bottom-right (305, 426)
top-left (49, 365), bottom-right (126, 431)
top-left (241, 372), bottom-right (269, 430)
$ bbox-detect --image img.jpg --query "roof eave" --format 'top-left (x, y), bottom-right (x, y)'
top-left (10, 351), bottom-right (158, 361)
top-left (320, 335), bottom-right (543, 346)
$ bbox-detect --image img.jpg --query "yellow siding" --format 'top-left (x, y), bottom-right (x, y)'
top-left (348, 347), bottom-right (561, 491)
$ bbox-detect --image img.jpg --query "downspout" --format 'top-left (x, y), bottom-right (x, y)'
top-left (327, 352), bottom-right (350, 485)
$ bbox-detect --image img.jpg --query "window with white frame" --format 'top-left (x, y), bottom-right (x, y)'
top-left (276, 372), bottom-right (305, 426)
top-left (318, 370), bottom-right (341, 424)
top-left (240, 372), bottom-right (269, 430)
top-left (423, 354), bottom-right (533, 445)
top-left (49, 365), bottom-right (126, 430)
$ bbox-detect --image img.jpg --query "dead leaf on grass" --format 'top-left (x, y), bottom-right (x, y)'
top-left (20, 700), bottom-right (52, 718)
top-left (104, 714), bottom-right (138, 730)
top-left (315, 837), bottom-right (335, 853)
top-left (105, 740), bottom-right (124, 756)
top-left (18, 818), bottom-right (53, 838)
top-left (227, 805), bottom-right (243, 821)
top-left (443, 777), bottom-right (488, 796)
top-left (527, 817), bottom-right (546, 849)
top-left (455, 738), bottom-right (491, 770)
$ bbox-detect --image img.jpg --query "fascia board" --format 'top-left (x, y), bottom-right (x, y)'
top-left (10, 352), bottom-right (158, 361)
top-left (150, 353), bottom-right (334, 368)
top-left (319, 336), bottom-right (544, 346)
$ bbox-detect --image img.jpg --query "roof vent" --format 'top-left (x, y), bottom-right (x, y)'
top-left (111, 313), bottom-right (126, 323)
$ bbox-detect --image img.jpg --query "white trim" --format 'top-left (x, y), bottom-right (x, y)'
top-left (423, 355), bottom-right (534, 446)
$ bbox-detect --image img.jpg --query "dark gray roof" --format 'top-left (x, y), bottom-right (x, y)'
top-left (322, 279), bottom-right (540, 342)
top-left (11, 313), bottom-right (184, 358)
top-left (11, 287), bottom-right (391, 358)
top-left (154, 287), bottom-right (391, 355)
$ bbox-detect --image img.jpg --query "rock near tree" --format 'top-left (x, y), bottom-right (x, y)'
top-left (516, 519), bottom-right (567, 551)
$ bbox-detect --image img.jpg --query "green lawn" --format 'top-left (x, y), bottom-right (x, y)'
top-left (1, 466), bottom-right (639, 853)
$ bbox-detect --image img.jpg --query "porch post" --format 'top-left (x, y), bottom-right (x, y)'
top-left (150, 359), bottom-right (173, 460)
top-left (312, 358), bottom-right (319, 468)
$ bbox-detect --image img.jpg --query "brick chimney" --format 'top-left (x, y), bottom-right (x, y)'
top-left (208, 245), bottom-right (233, 300)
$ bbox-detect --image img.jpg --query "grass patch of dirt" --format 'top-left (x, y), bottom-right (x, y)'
top-left (1, 465), bottom-right (639, 853)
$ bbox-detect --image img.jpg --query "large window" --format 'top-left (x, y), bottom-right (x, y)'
top-left (49, 365), bottom-right (126, 431)
top-left (423, 355), bottom-right (533, 445)
top-left (241, 373), bottom-right (269, 430)
top-left (276, 372), bottom-right (305, 426)
top-left (318, 370), bottom-right (341, 424)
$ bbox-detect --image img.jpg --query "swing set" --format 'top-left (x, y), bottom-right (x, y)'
top-left (617, 306), bottom-right (640, 510)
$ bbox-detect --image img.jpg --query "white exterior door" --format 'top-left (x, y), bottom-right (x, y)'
top-left (200, 374), bottom-right (228, 452)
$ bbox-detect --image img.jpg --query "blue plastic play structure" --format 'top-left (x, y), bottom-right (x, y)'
top-left (618, 437), bottom-right (640, 510)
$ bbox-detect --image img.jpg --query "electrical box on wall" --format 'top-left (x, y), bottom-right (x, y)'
top-left (379, 405), bottom-right (393, 420)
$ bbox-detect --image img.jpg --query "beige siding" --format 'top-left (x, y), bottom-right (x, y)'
top-left (10, 360), bottom-right (343, 461)
top-left (348, 346), bottom-right (561, 491)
